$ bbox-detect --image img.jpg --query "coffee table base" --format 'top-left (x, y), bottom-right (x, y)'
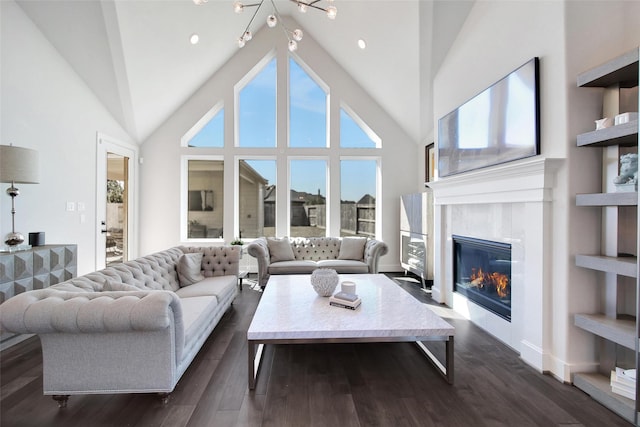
top-left (248, 336), bottom-right (454, 390)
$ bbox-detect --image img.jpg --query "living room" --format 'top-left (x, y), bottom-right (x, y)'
top-left (1, 0), bottom-right (640, 425)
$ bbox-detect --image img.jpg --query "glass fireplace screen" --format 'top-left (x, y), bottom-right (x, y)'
top-left (453, 235), bottom-right (512, 321)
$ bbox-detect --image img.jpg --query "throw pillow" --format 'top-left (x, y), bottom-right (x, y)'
top-left (267, 237), bottom-right (295, 263)
top-left (103, 280), bottom-right (140, 292)
top-left (338, 237), bottom-right (367, 261)
top-left (177, 252), bottom-right (205, 287)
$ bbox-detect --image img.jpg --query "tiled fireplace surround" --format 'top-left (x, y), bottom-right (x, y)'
top-left (428, 157), bottom-right (562, 372)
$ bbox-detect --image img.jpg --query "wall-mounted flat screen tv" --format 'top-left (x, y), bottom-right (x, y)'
top-left (437, 57), bottom-right (540, 178)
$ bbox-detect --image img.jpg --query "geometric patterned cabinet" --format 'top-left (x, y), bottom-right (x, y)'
top-left (0, 244), bottom-right (77, 349)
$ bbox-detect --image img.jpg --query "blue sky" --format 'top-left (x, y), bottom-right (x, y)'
top-left (189, 56), bottom-right (377, 201)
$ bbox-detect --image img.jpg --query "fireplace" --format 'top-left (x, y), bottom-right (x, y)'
top-left (453, 235), bottom-right (512, 321)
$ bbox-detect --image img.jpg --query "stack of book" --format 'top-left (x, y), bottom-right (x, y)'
top-left (329, 291), bottom-right (361, 310)
top-left (610, 367), bottom-right (636, 400)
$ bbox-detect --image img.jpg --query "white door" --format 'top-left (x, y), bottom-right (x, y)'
top-left (96, 134), bottom-right (138, 270)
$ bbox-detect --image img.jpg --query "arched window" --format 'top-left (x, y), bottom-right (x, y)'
top-left (183, 52), bottom-right (382, 241)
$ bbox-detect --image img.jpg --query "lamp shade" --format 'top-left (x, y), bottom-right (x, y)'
top-left (0, 145), bottom-right (39, 184)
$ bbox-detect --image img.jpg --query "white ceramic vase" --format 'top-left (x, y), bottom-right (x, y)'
top-left (310, 268), bottom-right (339, 297)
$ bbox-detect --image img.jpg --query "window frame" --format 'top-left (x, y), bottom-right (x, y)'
top-left (234, 52), bottom-right (277, 148)
top-left (339, 156), bottom-right (382, 238)
top-left (180, 49), bottom-right (385, 243)
top-left (181, 155), bottom-right (225, 242)
top-left (287, 156), bottom-right (330, 237)
top-left (340, 102), bottom-right (382, 149)
top-left (288, 55), bottom-right (331, 149)
top-left (235, 155), bottom-right (278, 239)
top-left (181, 101), bottom-right (224, 148)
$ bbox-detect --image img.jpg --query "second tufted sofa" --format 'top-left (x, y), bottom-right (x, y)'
top-left (0, 245), bottom-right (240, 407)
top-left (247, 236), bottom-right (388, 288)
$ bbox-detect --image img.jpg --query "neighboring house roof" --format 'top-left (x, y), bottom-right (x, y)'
top-left (239, 160), bottom-right (269, 185)
top-left (357, 194), bottom-right (375, 205)
top-left (263, 186), bottom-right (327, 205)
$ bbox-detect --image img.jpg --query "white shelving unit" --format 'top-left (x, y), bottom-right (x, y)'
top-left (573, 47), bottom-right (640, 424)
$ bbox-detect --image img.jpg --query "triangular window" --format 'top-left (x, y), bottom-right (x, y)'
top-left (340, 106), bottom-right (380, 148)
top-left (184, 106), bottom-right (224, 148)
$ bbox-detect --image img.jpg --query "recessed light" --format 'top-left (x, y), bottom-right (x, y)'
top-left (190, 33), bottom-right (200, 45)
top-left (357, 39), bottom-right (366, 49)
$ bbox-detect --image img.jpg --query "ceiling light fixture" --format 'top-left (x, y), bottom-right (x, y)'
top-left (357, 39), bottom-right (366, 49)
top-left (228, 0), bottom-right (337, 52)
top-left (190, 33), bottom-right (200, 44)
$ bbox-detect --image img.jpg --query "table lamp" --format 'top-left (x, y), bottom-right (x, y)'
top-left (0, 144), bottom-right (40, 246)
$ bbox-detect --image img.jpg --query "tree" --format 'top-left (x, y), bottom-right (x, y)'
top-left (107, 180), bottom-right (124, 203)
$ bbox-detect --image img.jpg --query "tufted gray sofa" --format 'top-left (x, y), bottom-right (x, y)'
top-left (247, 237), bottom-right (388, 288)
top-left (0, 245), bottom-right (240, 407)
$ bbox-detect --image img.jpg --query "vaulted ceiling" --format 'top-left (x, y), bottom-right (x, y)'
top-left (15, 0), bottom-right (472, 144)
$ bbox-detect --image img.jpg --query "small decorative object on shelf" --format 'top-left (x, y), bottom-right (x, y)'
top-left (610, 367), bottom-right (637, 400)
top-left (596, 117), bottom-right (615, 130)
top-left (310, 268), bottom-right (339, 297)
top-left (613, 153), bottom-right (638, 192)
top-left (615, 112), bottom-right (638, 126)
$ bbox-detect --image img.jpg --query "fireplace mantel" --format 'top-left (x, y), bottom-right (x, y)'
top-left (430, 156), bottom-right (563, 375)
top-left (427, 157), bottom-right (563, 205)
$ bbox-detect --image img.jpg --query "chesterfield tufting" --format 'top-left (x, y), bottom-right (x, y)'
top-left (247, 236), bottom-right (388, 288)
top-left (0, 245), bottom-right (240, 407)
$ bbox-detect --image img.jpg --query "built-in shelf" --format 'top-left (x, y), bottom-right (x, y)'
top-left (575, 254), bottom-right (638, 278)
top-left (574, 46), bottom-right (639, 425)
top-left (576, 192), bottom-right (638, 206)
top-left (576, 120), bottom-right (638, 147)
top-left (577, 48), bottom-right (639, 88)
top-left (574, 313), bottom-right (636, 350)
top-left (573, 373), bottom-right (635, 424)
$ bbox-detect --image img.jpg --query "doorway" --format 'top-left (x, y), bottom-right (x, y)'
top-left (96, 134), bottom-right (137, 270)
top-left (106, 153), bottom-right (128, 265)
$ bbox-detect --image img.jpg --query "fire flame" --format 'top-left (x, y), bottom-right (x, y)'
top-left (470, 267), bottom-right (509, 298)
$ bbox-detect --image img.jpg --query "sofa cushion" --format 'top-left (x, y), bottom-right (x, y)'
top-left (175, 276), bottom-right (237, 302)
top-left (268, 260), bottom-right (318, 275)
top-left (179, 295), bottom-right (219, 354)
top-left (316, 259), bottom-right (369, 273)
top-left (177, 253), bottom-right (205, 286)
top-left (267, 237), bottom-right (295, 262)
top-left (338, 237), bottom-right (367, 260)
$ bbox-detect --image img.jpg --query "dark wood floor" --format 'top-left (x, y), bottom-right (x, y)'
top-left (0, 275), bottom-right (632, 427)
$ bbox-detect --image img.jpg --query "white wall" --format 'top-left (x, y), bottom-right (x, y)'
top-left (432, 0), bottom-right (640, 381)
top-left (1, 1), bottom-right (134, 275)
top-left (139, 19), bottom-right (416, 272)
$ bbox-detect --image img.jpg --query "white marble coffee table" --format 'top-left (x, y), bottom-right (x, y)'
top-left (247, 273), bottom-right (455, 389)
